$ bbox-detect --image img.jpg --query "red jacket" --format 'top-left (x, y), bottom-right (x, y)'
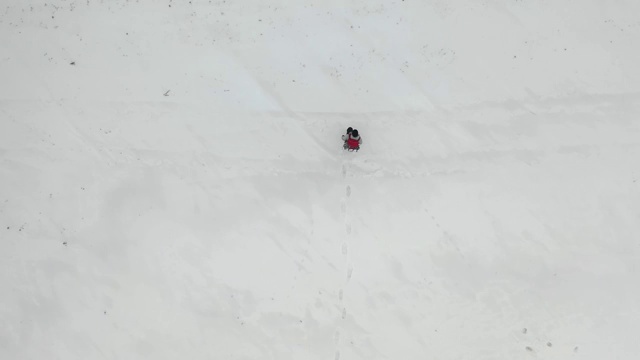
top-left (342, 134), bottom-right (362, 149)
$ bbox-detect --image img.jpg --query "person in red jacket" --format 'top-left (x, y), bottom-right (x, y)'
top-left (342, 127), bottom-right (362, 151)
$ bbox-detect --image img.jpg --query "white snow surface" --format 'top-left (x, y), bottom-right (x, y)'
top-left (2, 1), bottom-right (640, 359)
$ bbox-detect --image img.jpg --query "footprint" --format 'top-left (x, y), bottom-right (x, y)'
top-left (346, 185), bottom-right (351, 197)
top-left (342, 164), bottom-right (347, 178)
top-left (425, 209), bottom-right (441, 228)
top-left (339, 289), bottom-right (344, 300)
top-left (335, 351), bottom-right (341, 360)
top-left (342, 308), bottom-right (347, 319)
top-left (345, 223), bottom-right (352, 234)
top-left (340, 201), bottom-right (346, 214)
top-left (334, 331), bottom-right (341, 344)
top-left (341, 243), bottom-right (348, 255)
top-left (347, 266), bottom-right (353, 281)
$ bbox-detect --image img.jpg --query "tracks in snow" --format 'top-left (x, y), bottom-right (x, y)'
top-left (334, 161), bottom-right (355, 360)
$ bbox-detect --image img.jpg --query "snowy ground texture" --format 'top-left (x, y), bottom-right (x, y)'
top-left (2, 1), bottom-right (640, 359)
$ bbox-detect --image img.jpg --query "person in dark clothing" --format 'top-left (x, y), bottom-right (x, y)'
top-left (342, 127), bottom-right (362, 150)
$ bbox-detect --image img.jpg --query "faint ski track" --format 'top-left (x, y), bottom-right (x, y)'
top-left (335, 151), bottom-right (356, 360)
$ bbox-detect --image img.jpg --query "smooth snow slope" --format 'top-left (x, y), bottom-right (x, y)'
top-left (2, 1), bottom-right (640, 359)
